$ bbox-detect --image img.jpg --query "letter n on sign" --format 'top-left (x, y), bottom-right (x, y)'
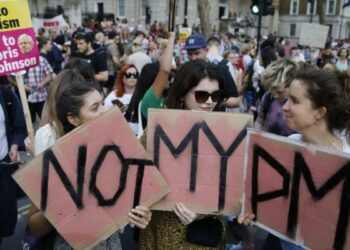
top-left (13, 108), bottom-right (170, 249)
top-left (243, 130), bottom-right (350, 250)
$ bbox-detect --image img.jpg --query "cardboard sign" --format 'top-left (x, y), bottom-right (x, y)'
top-left (179, 27), bottom-right (192, 49)
top-left (299, 23), bottom-right (329, 48)
top-left (244, 130), bottom-right (350, 250)
top-left (32, 15), bottom-right (69, 34)
top-left (147, 109), bottom-right (253, 215)
top-left (13, 108), bottom-right (169, 249)
top-left (0, 0), bottom-right (39, 76)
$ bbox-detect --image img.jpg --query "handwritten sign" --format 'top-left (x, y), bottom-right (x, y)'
top-left (179, 27), bottom-right (192, 49)
top-left (32, 15), bottom-right (69, 33)
top-left (244, 130), bottom-right (350, 250)
top-left (147, 109), bottom-right (253, 215)
top-left (299, 23), bottom-right (329, 49)
top-left (13, 108), bottom-right (169, 249)
top-left (0, 0), bottom-right (39, 76)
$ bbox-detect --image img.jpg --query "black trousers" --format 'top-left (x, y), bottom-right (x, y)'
top-left (29, 101), bottom-right (45, 123)
top-left (0, 155), bottom-right (18, 237)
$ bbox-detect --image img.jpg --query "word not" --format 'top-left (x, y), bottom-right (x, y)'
top-left (41, 145), bottom-right (154, 212)
top-left (0, 8), bottom-right (19, 30)
top-left (153, 121), bottom-right (248, 211)
top-left (251, 144), bottom-right (350, 250)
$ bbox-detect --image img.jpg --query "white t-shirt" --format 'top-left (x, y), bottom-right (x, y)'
top-left (104, 92), bottom-right (132, 109)
top-left (0, 105), bottom-right (8, 160)
top-left (34, 124), bottom-right (56, 156)
top-left (288, 133), bottom-right (350, 154)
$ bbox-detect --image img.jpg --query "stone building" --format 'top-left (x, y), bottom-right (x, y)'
top-left (28, 0), bottom-right (350, 39)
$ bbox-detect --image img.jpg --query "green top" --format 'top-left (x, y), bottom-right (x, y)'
top-left (141, 87), bottom-right (165, 118)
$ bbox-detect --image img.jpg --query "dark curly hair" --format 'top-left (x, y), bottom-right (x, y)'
top-left (294, 69), bottom-right (350, 131)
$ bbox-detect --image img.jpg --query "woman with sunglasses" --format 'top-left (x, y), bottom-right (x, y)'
top-left (104, 64), bottom-right (139, 112)
top-left (139, 60), bottom-right (253, 250)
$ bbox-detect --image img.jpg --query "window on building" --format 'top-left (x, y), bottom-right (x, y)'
top-left (327, 24), bottom-right (333, 37)
top-left (176, 0), bottom-right (179, 17)
top-left (307, 0), bottom-right (317, 15)
top-left (119, 0), bottom-right (125, 16)
top-left (218, 0), bottom-right (228, 19)
top-left (290, 0), bottom-right (299, 15)
top-left (290, 23), bottom-right (296, 36)
top-left (141, 0), bottom-right (149, 16)
top-left (326, 0), bottom-right (336, 15)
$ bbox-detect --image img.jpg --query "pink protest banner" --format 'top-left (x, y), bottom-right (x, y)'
top-left (243, 130), bottom-right (350, 250)
top-left (147, 109), bottom-right (253, 215)
top-left (13, 108), bottom-right (170, 249)
top-left (0, 0), bottom-right (39, 76)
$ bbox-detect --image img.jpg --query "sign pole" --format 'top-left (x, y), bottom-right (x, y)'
top-left (168, 0), bottom-right (177, 32)
top-left (15, 72), bottom-right (34, 143)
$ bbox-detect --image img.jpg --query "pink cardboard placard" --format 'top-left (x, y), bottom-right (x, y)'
top-left (147, 109), bottom-right (253, 215)
top-left (244, 130), bottom-right (350, 250)
top-left (13, 107), bottom-right (169, 249)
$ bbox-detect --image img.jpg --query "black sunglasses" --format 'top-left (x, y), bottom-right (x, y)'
top-left (194, 90), bottom-right (222, 104)
top-left (124, 72), bottom-right (139, 79)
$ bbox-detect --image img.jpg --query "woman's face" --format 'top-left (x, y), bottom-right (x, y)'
top-left (70, 90), bottom-right (106, 127)
top-left (123, 67), bottom-right (138, 88)
top-left (282, 79), bottom-right (321, 133)
top-left (184, 77), bottom-right (220, 112)
top-left (227, 52), bottom-right (240, 66)
top-left (340, 49), bottom-right (347, 59)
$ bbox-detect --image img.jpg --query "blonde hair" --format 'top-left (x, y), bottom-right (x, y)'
top-left (261, 58), bottom-right (298, 90)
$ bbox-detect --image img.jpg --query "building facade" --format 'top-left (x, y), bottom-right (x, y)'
top-left (28, 0), bottom-right (350, 40)
top-left (277, 0), bottom-right (350, 39)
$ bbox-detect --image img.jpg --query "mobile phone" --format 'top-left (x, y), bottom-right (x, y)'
top-left (112, 99), bottom-right (125, 109)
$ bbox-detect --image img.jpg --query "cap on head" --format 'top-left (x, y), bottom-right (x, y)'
top-left (184, 34), bottom-right (207, 50)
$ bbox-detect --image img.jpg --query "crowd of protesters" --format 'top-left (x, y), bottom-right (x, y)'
top-left (1, 14), bottom-right (350, 250)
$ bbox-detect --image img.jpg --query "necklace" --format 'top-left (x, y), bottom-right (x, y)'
top-left (329, 134), bottom-right (342, 151)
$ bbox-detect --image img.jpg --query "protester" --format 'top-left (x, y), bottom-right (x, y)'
top-left (335, 47), bottom-right (349, 72)
top-left (39, 58), bottom-right (96, 127)
top-left (104, 64), bottom-right (139, 111)
top-left (0, 81), bottom-right (26, 247)
top-left (23, 53), bottom-right (53, 123)
top-left (75, 33), bottom-right (108, 86)
top-left (139, 60), bottom-right (253, 249)
top-left (140, 32), bottom-right (175, 124)
top-left (124, 62), bottom-right (160, 137)
top-left (28, 82), bottom-right (152, 250)
top-left (139, 60), bottom-right (227, 249)
top-left (254, 59), bottom-right (299, 136)
top-left (183, 34), bottom-right (239, 108)
top-left (261, 68), bottom-right (350, 250)
top-left (283, 69), bottom-right (350, 151)
top-left (105, 32), bottom-right (125, 93)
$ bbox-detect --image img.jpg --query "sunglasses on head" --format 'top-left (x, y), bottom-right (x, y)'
top-left (194, 90), bottom-right (222, 104)
top-left (124, 72), bottom-right (139, 79)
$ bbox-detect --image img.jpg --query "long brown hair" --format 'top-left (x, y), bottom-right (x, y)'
top-left (115, 64), bottom-right (137, 97)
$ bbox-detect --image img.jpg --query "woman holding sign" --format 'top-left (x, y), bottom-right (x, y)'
top-left (27, 82), bottom-right (152, 249)
top-left (262, 68), bottom-right (350, 250)
top-left (139, 60), bottom-right (252, 249)
top-left (283, 69), bottom-right (350, 153)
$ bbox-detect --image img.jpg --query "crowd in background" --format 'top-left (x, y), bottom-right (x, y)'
top-left (1, 13), bottom-right (350, 250)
